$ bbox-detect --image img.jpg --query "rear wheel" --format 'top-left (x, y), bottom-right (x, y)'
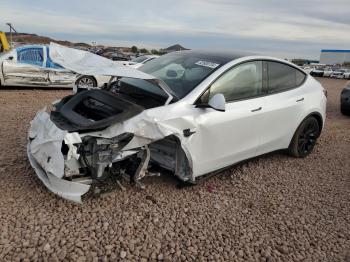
top-left (341, 105), bottom-right (350, 116)
top-left (75, 76), bottom-right (97, 88)
top-left (289, 117), bottom-right (320, 158)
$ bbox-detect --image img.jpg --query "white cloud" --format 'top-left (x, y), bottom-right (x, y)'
top-left (1, 0), bottom-right (349, 58)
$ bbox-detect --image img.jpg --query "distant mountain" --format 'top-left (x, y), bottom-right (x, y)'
top-left (163, 44), bottom-right (189, 52)
top-left (5, 32), bottom-right (74, 46)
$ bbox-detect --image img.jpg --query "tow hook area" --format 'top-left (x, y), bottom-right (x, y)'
top-left (91, 145), bottom-right (152, 198)
top-left (133, 146), bottom-right (151, 189)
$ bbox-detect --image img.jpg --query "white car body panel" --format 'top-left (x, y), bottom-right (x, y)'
top-left (258, 76), bottom-right (326, 155)
top-left (27, 48), bottom-right (327, 203)
top-left (184, 97), bottom-right (265, 175)
top-left (2, 59), bottom-right (49, 86)
top-left (343, 72), bottom-right (350, 79)
top-left (323, 70), bottom-right (333, 77)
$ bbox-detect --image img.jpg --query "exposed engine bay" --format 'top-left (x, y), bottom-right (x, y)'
top-left (55, 88), bottom-right (192, 189)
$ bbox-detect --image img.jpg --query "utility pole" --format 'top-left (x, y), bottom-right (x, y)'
top-left (6, 23), bottom-right (17, 48)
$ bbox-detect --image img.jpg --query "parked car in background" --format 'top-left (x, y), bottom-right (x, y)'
top-left (27, 46), bottom-right (327, 202)
top-left (331, 69), bottom-right (350, 79)
top-left (310, 67), bottom-right (324, 77)
top-left (110, 54), bottom-right (129, 61)
top-left (99, 51), bottom-right (130, 61)
top-left (0, 45), bottom-right (108, 88)
top-left (302, 66), bottom-right (314, 74)
top-left (341, 83), bottom-right (350, 115)
top-left (343, 70), bottom-right (350, 79)
top-left (125, 55), bottom-right (159, 69)
top-left (323, 67), bottom-right (333, 77)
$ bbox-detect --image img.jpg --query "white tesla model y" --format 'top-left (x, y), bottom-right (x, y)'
top-left (27, 45), bottom-right (327, 202)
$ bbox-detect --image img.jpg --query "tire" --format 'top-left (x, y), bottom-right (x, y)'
top-left (341, 105), bottom-right (350, 116)
top-left (288, 116), bottom-right (320, 158)
top-left (75, 76), bottom-right (97, 88)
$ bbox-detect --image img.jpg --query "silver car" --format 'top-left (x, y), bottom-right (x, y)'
top-left (0, 45), bottom-right (105, 88)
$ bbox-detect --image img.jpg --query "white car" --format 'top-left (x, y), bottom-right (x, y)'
top-left (302, 66), bottom-right (314, 74)
top-left (0, 45), bottom-right (109, 88)
top-left (331, 69), bottom-right (350, 79)
top-left (124, 55), bottom-right (159, 69)
top-left (343, 71), bottom-right (350, 79)
top-left (323, 67), bottom-right (333, 77)
top-left (27, 45), bottom-right (327, 202)
top-left (310, 67), bottom-right (324, 77)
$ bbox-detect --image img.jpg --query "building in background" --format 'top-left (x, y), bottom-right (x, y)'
top-left (319, 50), bottom-right (350, 65)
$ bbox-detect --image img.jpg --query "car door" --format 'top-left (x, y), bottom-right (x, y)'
top-left (257, 61), bottom-right (307, 155)
top-left (2, 47), bottom-right (49, 86)
top-left (187, 61), bottom-right (266, 176)
top-left (45, 46), bottom-right (76, 87)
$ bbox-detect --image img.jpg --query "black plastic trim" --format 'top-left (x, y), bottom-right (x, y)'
top-left (50, 89), bottom-right (144, 132)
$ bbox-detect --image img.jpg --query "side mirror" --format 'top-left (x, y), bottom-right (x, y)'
top-left (208, 93), bottom-right (226, 112)
top-left (7, 56), bottom-right (14, 61)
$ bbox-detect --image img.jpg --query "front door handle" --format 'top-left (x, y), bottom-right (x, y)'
top-left (296, 98), bottom-right (304, 102)
top-left (251, 107), bottom-right (262, 112)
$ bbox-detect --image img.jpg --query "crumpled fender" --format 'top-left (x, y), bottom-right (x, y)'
top-left (28, 109), bottom-right (67, 179)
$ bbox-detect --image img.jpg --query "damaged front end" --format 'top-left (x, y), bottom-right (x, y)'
top-left (27, 43), bottom-right (194, 203)
top-left (27, 89), bottom-right (192, 203)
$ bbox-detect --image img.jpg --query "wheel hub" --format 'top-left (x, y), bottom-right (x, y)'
top-left (298, 122), bottom-right (318, 155)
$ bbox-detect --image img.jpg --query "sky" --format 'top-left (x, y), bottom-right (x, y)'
top-left (1, 0), bottom-right (349, 59)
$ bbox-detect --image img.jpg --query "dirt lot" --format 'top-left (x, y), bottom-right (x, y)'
top-left (0, 78), bottom-right (349, 262)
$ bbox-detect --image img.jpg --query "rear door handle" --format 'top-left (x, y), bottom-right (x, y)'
top-left (296, 98), bottom-right (304, 102)
top-left (251, 107), bottom-right (262, 112)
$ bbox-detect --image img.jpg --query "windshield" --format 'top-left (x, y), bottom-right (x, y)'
top-left (131, 56), bottom-right (149, 63)
top-left (139, 52), bottom-right (222, 99)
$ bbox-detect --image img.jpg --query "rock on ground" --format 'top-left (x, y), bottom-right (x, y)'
top-left (0, 79), bottom-right (349, 261)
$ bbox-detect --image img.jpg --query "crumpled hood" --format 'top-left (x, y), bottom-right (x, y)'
top-left (49, 42), bottom-right (155, 80)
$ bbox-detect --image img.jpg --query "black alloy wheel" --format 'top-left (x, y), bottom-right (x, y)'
top-left (289, 117), bottom-right (320, 158)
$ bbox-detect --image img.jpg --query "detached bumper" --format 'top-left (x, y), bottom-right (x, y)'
top-left (27, 109), bottom-right (90, 203)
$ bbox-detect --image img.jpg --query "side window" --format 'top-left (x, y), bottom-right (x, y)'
top-left (46, 47), bottom-right (64, 69)
top-left (17, 48), bottom-right (44, 67)
top-left (208, 61), bottom-right (263, 102)
top-left (267, 61), bottom-right (306, 93)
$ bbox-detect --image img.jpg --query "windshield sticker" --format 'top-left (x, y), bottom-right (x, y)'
top-left (195, 61), bottom-right (220, 69)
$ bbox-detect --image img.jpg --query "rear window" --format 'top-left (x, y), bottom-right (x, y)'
top-left (267, 61), bottom-right (306, 93)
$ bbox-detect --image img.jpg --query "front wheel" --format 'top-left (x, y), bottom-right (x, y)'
top-left (75, 76), bottom-right (97, 88)
top-left (288, 117), bottom-right (320, 158)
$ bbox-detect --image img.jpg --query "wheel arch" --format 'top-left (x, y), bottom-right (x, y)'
top-left (290, 111), bottom-right (324, 148)
top-left (309, 112), bottom-right (323, 133)
top-left (148, 134), bottom-right (194, 183)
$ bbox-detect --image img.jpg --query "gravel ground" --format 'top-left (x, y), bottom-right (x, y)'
top-left (0, 79), bottom-right (349, 262)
